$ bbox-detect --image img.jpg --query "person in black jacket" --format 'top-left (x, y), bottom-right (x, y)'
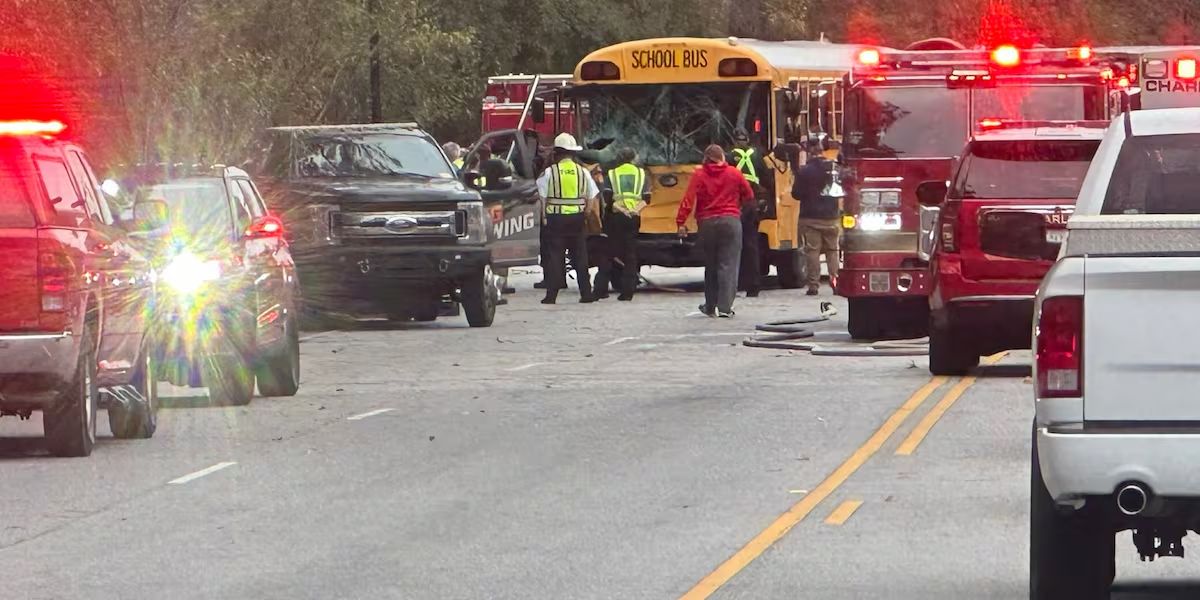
top-left (792, 138), bottom-right (842, 296)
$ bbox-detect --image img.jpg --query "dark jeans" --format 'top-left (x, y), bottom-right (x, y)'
top-left (699, 216), bottom-right (742, 313)
top-left (739, 204), bottom-right (760, 294)
top-left (595, 213), bottom-right (640, 297)
top-left (543, 213), bottom-right (591, 297)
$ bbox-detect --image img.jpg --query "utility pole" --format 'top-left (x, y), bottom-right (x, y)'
top-left (368, 0), bottom-right (382, 122)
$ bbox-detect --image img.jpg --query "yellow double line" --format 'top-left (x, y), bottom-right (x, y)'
top-left (679, 353), bottom-right (1006, 600)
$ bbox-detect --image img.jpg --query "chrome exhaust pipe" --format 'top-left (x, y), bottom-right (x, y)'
top-left (1117, 483), bottom-right (1150, 516)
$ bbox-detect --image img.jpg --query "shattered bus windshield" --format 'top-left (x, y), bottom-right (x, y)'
top-left (579, 82), bottom-right (770, 166)
top-left (845, 86), bottom-right (969, 159)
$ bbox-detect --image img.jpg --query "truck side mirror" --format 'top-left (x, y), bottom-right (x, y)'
top-left (531, 98), bottom-right (547, 124)
top-left (916, 180), bottom-right (949, 206)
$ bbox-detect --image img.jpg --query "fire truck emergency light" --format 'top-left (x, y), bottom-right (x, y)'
top-left (857, 48), bottom-right (881, 66)
top-left (0, 119), bottom-right (66, 136)
top-left (991, 45), bottom-right (1021, 67)
top-left (978, 118), bottom-right (1004, 129)
top-left (1067, 46), bottom-right (1093, 61)
top-left (1176, 58), bottom-right (1198, 80)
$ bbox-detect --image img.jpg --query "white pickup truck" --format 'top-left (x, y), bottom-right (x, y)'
top-left (1031, 107), bottom-right (1200, 598)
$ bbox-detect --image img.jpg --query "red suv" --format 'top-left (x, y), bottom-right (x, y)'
top-left (926, 121), bottom-right (1105, 375)
top-left (0, 121), bottom-right (158, 456)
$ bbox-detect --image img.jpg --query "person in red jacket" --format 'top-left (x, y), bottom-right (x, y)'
top-left (676, 144), bottom-right (754, 317)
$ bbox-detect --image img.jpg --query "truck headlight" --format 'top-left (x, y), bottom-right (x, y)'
top-left (856, 212), bottom-right (902, 232)
top-left (456, 201), bottom-right (487, 244)
top-left (160, 252), bottom-right (222, 294)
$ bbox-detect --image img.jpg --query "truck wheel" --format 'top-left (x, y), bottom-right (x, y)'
top-left (109, 341), bottom-right (159, 439)
top-left (45, 324), bottom-right (98, 457)
top-left (928, 315), bottom-right (978, 376)
top-left (1030, 423), bottom-right (1114, 599)
top-left (205, 354), bottom-right (254, 406)
top-left (775, 250), bottom-right (805, 289)
top-left (255, 316), bottom-right (300, 397)
top-left (462, 265), bottom-right (497, 328)
top-left (847, 298), bottom-right (882, 340)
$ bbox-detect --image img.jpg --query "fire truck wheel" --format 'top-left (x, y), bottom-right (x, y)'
top-left (774, 250), bottom-right (805, 289)
top-left (928, 315), bottom-right (978, 376)
top-left (847, 298), bottom-right (882, 340)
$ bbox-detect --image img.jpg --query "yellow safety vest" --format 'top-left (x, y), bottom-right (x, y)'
top-left (453, 158), bottom-right (464, 169)
top-left (546, 159), bottom-right (588, 215)
top-left (607, 163), bottom-right (646, 215)
top-left (732, 148), bottom-right (759, 185)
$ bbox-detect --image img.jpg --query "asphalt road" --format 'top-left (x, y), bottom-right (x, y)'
top-left (1, 267), bottom-right (1198, 599)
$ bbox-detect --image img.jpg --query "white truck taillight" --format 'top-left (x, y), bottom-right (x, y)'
top-left (1036, 295), bottom-right (1083, 397)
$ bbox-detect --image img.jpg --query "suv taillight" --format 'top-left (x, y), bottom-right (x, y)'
top-left (37, 241), bottom-right (69, 330)
top-left (940, 202), bottom-right (959, 253)
top-left (1036, 296), bottom-right (1083, 398)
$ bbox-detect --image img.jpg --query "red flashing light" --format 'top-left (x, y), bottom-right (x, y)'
top-left (246, 216), bottom-right (285, 238)
top-left (1068, 45), bottom-right (1093, 61)
top-left (1176, 58), bottom-right (1198, 80)
top-left (1116, 76), bottom-right (1131, 89)
top-left (990, 44), bottom-right (1021, 67)
top-left (1100, 67), bottom-right (1115, 81)
top-left (978, 117), bottom-right (1004, 129)
top-left (0, 120), bottom-right (65, 136)
top-left (857, 48), bottom-right (881, 66)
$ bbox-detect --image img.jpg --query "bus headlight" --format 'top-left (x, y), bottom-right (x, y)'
top-left (161, 252), bottom-right (222, 295)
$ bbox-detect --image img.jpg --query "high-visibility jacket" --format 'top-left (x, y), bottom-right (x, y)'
top-left (607, 162), bottom-right (647, 216)
top-left (732, 148), bottom-right (760, 185)
top-left (452, 158), bottom-right (464, 169)
top-left (545, 159), bottom-right (588, 215)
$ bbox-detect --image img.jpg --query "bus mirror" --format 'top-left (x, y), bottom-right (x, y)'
top-left (531, 98), bottom-right (547, 124)
top-left (916, 180), bottom-right (949, 206)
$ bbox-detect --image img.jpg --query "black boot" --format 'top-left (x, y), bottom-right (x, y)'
top-left (541, 289), bottom-right (558, 304)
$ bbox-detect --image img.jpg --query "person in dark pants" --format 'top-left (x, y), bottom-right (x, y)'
top-left (727, 128), bottom-right (774, 297)
top-left (537, 133), bottom-right (599, 304)
top-left (677, 144), bottom-right (754, 317)
top-left (599, 147), bottom-right (649, 301)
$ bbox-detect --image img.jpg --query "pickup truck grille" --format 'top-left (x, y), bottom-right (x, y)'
top-left (333, 211), bottom-right (465, 239)
top-left (978, 207), bottom-right (1071, 261)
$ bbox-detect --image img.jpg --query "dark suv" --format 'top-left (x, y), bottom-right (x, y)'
top-left (129, 166), bottom-right (301, 406)
top-left (0, 121), bottom-right (158, 456)
top-left (258, 123), bottom-right (498, 327)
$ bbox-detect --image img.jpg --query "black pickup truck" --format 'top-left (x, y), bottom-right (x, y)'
top-left (258, 123), bottom-right (502, 327)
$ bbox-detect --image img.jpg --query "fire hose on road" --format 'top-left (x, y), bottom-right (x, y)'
top-left (742, 302), bottom-right (930, 356)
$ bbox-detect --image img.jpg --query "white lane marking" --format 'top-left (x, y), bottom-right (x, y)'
top-left (664, 332), bottom-right (752, 339)
top-left (605, 336), bottom-right (638, 346)
top-left (507, 362), bottom-right (546, 372)
top-left (347, 408), bottom-right (396, 421)
top-left (169, 461), bottom-right (237, 485)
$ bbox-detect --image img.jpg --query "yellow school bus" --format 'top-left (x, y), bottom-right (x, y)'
top-left (564, 37), bottom-right (864, 287)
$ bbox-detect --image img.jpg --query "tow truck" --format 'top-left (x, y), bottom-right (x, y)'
top-left (840, 39), bottom-right (1130, 339)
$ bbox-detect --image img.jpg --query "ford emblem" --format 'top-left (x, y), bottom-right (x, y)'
top-left (384, 216), bottom-right (419, 233)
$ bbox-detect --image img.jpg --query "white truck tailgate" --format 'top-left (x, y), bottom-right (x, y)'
top-left (1084, 256), bottom-right (1200, 421)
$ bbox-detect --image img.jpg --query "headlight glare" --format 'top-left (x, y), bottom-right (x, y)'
top-left (161, 253), bottom-right (222, 294)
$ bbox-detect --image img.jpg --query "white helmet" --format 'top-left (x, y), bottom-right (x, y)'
top-left (553, 132), bottom-right (583, 152)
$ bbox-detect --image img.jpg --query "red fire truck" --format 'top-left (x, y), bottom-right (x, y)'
top-left (481, 74), bottom-right (573, 142)
top-left (838, 41), bottom-right (1130, 339)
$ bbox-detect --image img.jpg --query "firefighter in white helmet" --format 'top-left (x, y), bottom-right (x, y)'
top-left (536, 132), bottom-right (600, 304)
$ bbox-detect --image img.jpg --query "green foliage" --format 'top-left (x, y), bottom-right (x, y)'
top-left (0, 0), bottom-right (1194, 168)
